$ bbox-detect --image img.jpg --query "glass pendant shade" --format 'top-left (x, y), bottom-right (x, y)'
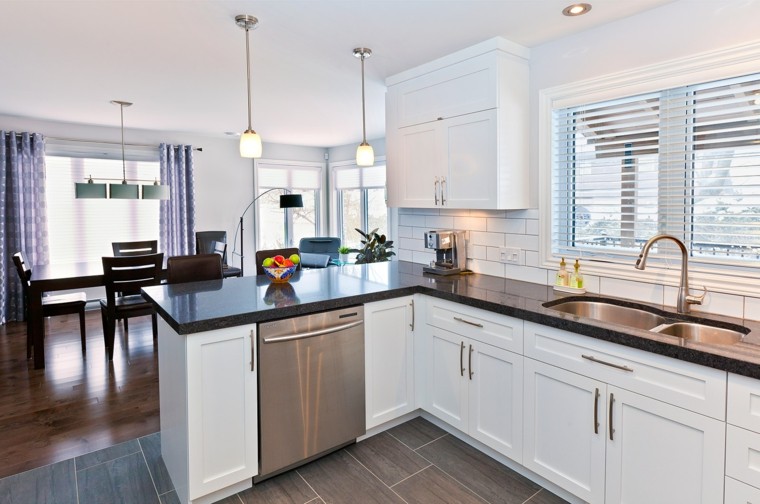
top-left (109, 183), bottom-right (139, 199)
top-left (142, 184), bottom-right (170, 200)
top-left (240, 129), bottom-right (262, 158)
top-left (75, 181), bottom-right (107, 199)
top-left (356, 142), bottom-right (374, 167)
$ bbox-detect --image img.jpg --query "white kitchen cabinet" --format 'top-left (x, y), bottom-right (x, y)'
top-left (523, 357), bottom-right (606, 503)
top-left (523, 322), bottom-right (726, 504)
top-left (726, 373), bottom-right (760, 496)
top-left (386, 38), bottom-right (529, 210)
top-left (427, 325), bottom-right (523, 462)
top-left (159, 319), bottom-right (257, 504)
top-left (364, 296), bottom-right (416, 429)
top-left (726, 476), bottom-right (760, 503)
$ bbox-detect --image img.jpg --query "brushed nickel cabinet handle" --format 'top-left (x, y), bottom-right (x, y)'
top-left (609, 392), bottom-right (615, 441)
top-left (440, 176), bottom-right (446, 206)
top-left (453, 316), bottom-right (484, 328)
top-left (582, 354), bottom-right (633, 373)
top-left (251, 329), bottom-right (256, 371)
top-left (468, 344), bottom-right (474, 380)
top-left (593, 387), bottom-right (600, 434)
top-left (460, 341), bottom-right (465, 377)
top-left (434, 177), bottom-right (439, 205)
top-left (409, 299), bottom-right (415, 331)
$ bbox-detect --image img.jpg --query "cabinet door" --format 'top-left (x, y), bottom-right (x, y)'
top-left (443, 109), bottom-right (498, 209)
top-left (394, 121), bottom-right (440, 207)
top-left (428, 326), bottom-right (468, 431)
top-left (365, 297), bottom-right (415, 429)
top-left (186, 325), bottom-right (258, 500)
top-left (468, 341), bottom-right (523, 463)
top-left (523, 358), bottom-right (606, 504)
top-left (605, 386), bottom-right (725, 504)
top-left (726, 477), bottom-right (760, 503)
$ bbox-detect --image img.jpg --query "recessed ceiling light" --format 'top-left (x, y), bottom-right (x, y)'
top-left (562, 3), bottom-right (592, 16)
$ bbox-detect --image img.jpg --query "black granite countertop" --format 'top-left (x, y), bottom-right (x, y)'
top-left (142, 261), bottom-right (760, 379)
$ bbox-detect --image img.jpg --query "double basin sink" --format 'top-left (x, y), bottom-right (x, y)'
top-left (543, 297), bottom-right (749, 346)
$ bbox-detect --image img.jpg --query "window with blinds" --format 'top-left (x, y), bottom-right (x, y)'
top-left (331, 164), bottom-right (387, 247)
top-left (553, 72), bottom-right (760, 266)
top-left (256, 161), bottom-right (322, 249)
top-left (45, 155), bottom-right (160, 264)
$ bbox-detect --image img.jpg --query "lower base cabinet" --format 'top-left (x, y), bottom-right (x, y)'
top-left (427, 325), bottom-right (523, 462)
top-left (523, 357), bottom-right (725, 504)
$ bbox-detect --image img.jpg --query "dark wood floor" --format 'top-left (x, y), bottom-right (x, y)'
top-left (0, 309), bottom-right (159, 479)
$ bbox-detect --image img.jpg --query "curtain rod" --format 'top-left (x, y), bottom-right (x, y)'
top-left (3, 132), bottom-right (203, 152)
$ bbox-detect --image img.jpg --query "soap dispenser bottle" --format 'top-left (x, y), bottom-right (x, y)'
top-left (571, 259), bottom-right (584, 289)
top-left (555, 257), bottom-right (568, 286)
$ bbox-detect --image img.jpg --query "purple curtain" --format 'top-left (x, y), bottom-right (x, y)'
top-left (1, 131), bottom-right (49, 323)
top-left (159, 144), bottom-right (195, 256)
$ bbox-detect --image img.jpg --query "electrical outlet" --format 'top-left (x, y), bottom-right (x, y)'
top-left (499, 247), bottom-right (521, 265)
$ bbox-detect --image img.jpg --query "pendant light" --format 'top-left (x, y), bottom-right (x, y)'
top-left (354, 47), bottom-right (374, 167)
top-left (236, 14), bottom-right (262, 158)
top-left (109, 100), bottom-right (139, 199)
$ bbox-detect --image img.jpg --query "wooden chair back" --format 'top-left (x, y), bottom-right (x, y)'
top-left (101, 253), bottom-right (164, 304)
top-left (112, 240), bottom-right (158, 257)
top-left (167, 254), bottom-right (223, 284)
top-left (255, 248), bottom-right (300, 275)
top-left (12, 252), bottom-right (32, 292)
top-left (196, 231), bottom-right (229, 266)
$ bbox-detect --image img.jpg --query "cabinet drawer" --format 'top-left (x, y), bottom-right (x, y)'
top-left (426, 297), bottom-right (522, 353)
top-left (727, 424), bottom-right (760, 489)
top-left (729, 373), bottom-right (760, 432)
top-left (394, 53), bottom-right (497, 128)
top-left (524, 321), bottom-right (726, 420)
top-left (726, 476), bottom-right (760, 503)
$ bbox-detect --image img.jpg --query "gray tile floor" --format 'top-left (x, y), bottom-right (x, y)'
top-left (0, 417), bottom-right (568, 504)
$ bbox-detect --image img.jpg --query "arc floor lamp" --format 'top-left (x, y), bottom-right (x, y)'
top-left (231, 188), bottom-right (303, 276)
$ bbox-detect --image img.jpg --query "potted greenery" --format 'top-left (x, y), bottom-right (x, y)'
top-left (338, 245), bottom-right (351, 263)
top-left (350, 228), bottom-right (395, 264)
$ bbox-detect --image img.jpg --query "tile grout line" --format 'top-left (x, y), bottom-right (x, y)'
top-left (388, 464), bottom-right (432, 489)
top-left (522, 488), bottom-right (543, 504)
top-left (412, 442), bottom-right (493, 504)
top-left (73, 457), bottom-right (80, 504)
top-left (296, 467), bottom-right (325, 503)
top-left (137, 437), bottom-right (161, 500)
top-left (343, 448), bottom-right (411, 504)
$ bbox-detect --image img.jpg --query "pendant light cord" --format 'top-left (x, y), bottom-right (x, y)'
top-left (119, 103), bottom-right (126, 183)
top-left (361, 53), bottom-right (367, 143)
top-left (245, 25), bottom-right (252, 131)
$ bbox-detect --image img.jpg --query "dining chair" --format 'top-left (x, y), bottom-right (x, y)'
top-left (112, 240), bottom-right (158, 257)
top-left (255, 248), bottom-right (301, 275)
top-left (196, 231), bottom-right (241, 277)
top-left (298, 237), bottom-right (341, 261)
top-left (12, 252), bottom-right (88, 357)
top-left (166, 254), bottom-right (223, 284)
top-left (100, 253), bottom-right (164, 360)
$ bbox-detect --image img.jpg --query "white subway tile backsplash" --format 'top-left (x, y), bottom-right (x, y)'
top-left (412, 250), bottom-right (436, 265)
top-left (745, 296), bottom-right (760, 321)
top-left (470, 209), bottom-right (507, 218)
top-left (504, 264), bottom-right (549, 284)
top-left (399, 214), bottom-right (427, 227)
top-left (506, 209), bottom-right (539, 219)
top-left (468, 259), bottom-right (505, 277)
top-left (398, 237), bottom-right (425, 252)
top-left (467, 244), bottom-right (487, 260)
top-left (398, 249), bottom-right (413, 262)
top-left (599, 278), bottom-right (664, 305)
top-left (525, 219), bottom-right (539, 236)
top-left (486, 247), bottom-right (503, 262)
top-left (505, 233), bottom-right (539, 251)
top-left (524, 250), bottom-right (540, 268)
top-left (487, 218), bottom-right (525, 234)
top-left (425, 215), bottom-right (455, 229)
top-left (470, 231), bottom-right (506, 248)
top-left (454, 216), bottom-right (488, 232)
top-left (440, 208), bottom-right (471, 217)
top-left (397, 226), bottom-right (414, 239)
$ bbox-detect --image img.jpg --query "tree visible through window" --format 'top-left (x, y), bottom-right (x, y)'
top-left (332, 163), bottom-right (387, 248)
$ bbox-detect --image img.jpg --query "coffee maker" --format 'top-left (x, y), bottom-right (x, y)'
top-left (423, 230), bottom-right (467, 275)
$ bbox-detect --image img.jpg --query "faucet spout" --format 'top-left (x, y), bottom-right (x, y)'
top-left (634, 234), bottom-right (705, 313)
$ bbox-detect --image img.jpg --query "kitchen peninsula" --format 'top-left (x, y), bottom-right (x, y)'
top-left (142, 261), bottom-right (760, 504)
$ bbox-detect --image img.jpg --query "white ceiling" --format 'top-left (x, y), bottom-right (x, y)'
top-left (0, 0), bottom-right (675, 148)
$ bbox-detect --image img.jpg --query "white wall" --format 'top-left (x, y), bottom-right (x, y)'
top-left (0, 113), bottom-right (326, 275)
top-left (395, 0), bottom-right (760, 320)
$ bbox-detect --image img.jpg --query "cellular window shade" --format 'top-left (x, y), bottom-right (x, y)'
top-left (334, 164), bottom-right (386, 190)
top-left (553, 72), bottom-right (760, 265)
top-left (258, 163), bottom-right (321, 190)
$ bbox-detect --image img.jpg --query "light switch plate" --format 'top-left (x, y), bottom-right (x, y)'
top-left (500, 247), bottom-right (522, 265)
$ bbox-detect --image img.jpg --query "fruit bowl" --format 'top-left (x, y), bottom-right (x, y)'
top-left (263, 264), bottom-right (297, 283)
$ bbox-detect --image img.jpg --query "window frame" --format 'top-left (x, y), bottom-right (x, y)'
top-left (539, 41), bottom-right (760, 296)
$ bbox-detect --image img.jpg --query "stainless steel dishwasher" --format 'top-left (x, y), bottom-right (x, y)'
top-left (256, 305), bottom-right (365, 481)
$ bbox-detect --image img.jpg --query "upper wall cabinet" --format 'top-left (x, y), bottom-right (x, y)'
top-left (385, 38), bottom-right (530, 210)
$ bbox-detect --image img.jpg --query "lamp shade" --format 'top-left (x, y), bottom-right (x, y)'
top-left (142, 184), bottom-right (170, 200)
top-left (279, 194), bottom-right (304, 208)
top-left (240, 130), bottom-right (262, 158)
top-left (109, 183), bottom-right (139, 199)
top-left (356, 142), bottom-right (375, 167)
top-left (75, 182), bottom-right (107, 199)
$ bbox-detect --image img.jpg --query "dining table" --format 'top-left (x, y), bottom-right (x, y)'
top-left (29, 259), bottom-right (168, 369)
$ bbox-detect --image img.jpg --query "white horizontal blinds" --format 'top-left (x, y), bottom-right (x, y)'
top-left (553, 71), bottom-right (760, 265)
top-left (45, 156), bottom-right (160, 264)
top-left (333, 164), bottom-right (386, 190)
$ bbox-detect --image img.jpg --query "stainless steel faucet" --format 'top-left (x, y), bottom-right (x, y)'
top-left (635, 234), bottom-right (706, 313)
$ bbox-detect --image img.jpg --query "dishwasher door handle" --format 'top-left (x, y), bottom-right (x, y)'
top-left (262, 319), bottom-right (364, 343)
